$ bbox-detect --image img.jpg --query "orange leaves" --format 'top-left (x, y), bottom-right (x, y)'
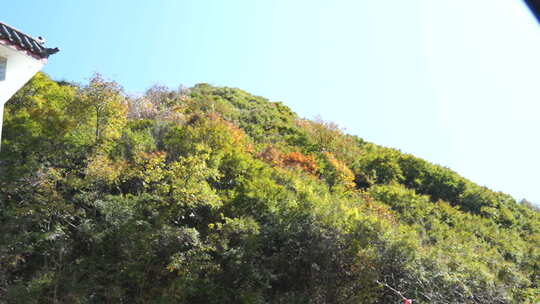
top-left (282, 151), bottom-right (319, 174)
top-left (204, 112), bottom-right (251, 151)
top-left (258, 145), bottom-right (319, 175)
top-left (322, 152), bottom-right (356, 190)
top-left (208, 112), bottom-right (246, 146)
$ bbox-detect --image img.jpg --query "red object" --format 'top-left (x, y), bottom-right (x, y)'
top-left (403, 299), bottom-right (412, 304)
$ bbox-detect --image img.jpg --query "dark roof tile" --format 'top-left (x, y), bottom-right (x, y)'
top-left (0, 21), bottom-right (58, 59)
top-left (525, 0), bottom-right (540, 23)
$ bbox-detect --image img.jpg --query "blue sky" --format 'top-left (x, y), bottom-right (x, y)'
top-left (4, 0), bottom-right (540, 204)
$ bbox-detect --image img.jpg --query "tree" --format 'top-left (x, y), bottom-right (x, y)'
top-left (79, 73), bottom-right (127, 151)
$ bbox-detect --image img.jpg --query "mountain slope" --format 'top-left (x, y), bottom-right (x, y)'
top-left (1, 73), bottom-right (539, 303)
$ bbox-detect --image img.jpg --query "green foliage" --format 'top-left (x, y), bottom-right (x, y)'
top-left (79, 73), bottom-right (127, 151)
top-left (1, 73), bottom-right (538, 303)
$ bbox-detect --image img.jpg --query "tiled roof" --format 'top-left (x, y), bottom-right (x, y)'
top-left (525, 0), bottom-right (540, 23)
top-left (0, 21), bottom-right (59, 59)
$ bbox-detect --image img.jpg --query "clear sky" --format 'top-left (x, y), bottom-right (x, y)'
top-left (4, 0), bottom-right (540, 204)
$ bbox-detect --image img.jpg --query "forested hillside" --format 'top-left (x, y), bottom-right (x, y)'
top-left (1, 73), bottom-right (539, 303)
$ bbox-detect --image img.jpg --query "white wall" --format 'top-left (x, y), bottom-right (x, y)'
top-left (0, 44), bottom-right (46, 145)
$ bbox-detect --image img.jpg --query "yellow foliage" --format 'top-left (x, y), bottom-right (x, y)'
top-left (86, 154), bottom-right (128, 185)
top-left (206, 112), bottom-right (250, 150)
top-left (322, 152), bottom-right (356, 190)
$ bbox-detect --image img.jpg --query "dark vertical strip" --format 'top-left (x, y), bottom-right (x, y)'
top-left (524, 0), bottom-right (540, 23)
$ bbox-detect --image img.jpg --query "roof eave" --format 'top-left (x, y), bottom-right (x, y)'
top-left (0, 21), bottom-right (59, 59)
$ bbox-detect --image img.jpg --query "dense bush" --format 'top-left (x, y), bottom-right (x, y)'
top-left (1, 73), bottom-right (538, 303)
